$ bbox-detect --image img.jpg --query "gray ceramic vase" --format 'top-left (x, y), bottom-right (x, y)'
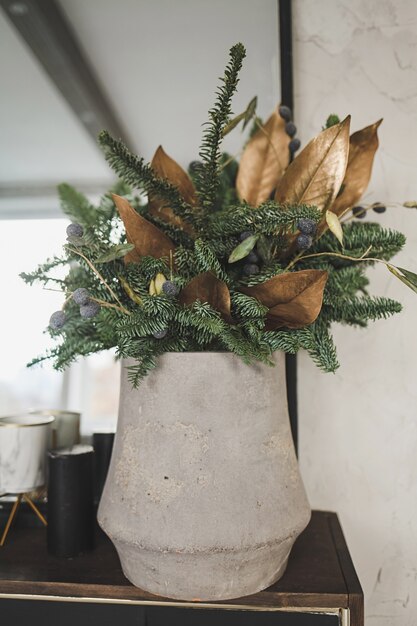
top-left (98, 352), bottom-right (310, 601)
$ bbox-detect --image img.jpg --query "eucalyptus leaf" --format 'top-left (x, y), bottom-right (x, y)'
top-left (222, 112), bottom-right (246, 137)
top-left (242, 96), bottom-right (257, 130)
top-left (388, 265), bottom-right (417, 295)
top-left (257, 234), bottom-right (273, 263)
top-left (403, 201), bottom-right (417, 209)
top-left (95, 243), bottom-right (135, 263)
top-left (228, 234), bottom-right (259, 263)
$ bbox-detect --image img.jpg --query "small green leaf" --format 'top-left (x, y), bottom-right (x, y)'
top-left (228, 234), bottom-right (259, 263)
top-left (325, 210), bottom-right (344, 247)
top-left (403, 201), bottom-right (417, 209)
top-left (388, 265), bottom-right (417, 294)
top-left (242, 96), bottom-right (257, 130)
top-left (257, 234), bottom-right (273, 263)
top-left (95, 243), bottom-right (135, 263)
top-left (222, 112), bottom-right (246, 137)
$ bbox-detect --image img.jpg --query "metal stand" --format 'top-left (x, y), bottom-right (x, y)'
top-left (0, 494), bottom-right (47, 547)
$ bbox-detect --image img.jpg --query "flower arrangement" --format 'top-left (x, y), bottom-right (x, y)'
top-left (23, 43), bottom-right (416, 386)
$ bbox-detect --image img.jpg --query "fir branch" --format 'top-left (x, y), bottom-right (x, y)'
top-left (98, 131), bottom-right (197, 225)
top-left (323, 295), bottom-right (402, 324)
top-left (195, 43), bottom-right (246, 210)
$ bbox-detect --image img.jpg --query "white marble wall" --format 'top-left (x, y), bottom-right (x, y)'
top-left (293, 1), bottom-right (417, 624)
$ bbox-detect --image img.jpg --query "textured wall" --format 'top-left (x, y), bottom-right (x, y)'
top-left (293, 1), bottom-right (417, 624)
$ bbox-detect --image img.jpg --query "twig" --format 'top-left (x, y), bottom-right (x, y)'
top-left (66, 247), bottom-right (130, 314)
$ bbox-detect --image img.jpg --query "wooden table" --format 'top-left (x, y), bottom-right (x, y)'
top-left (0, 510), bottom-right (363, 625)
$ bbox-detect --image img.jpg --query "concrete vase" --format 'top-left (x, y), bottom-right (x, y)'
top-left (98, 352), bottom-right (311, 601)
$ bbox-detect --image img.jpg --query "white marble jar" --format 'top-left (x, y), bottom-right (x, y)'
top-left (0, 414), bottom-right (54, 495)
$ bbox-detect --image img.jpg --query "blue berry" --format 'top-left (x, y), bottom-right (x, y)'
top-left (80, 301), bottom-right (100, 319)
top-left (243, 263), bottom-right (260, 276)
top-left (278, 105), bottom-right (292, 121)
top-left (49, 310), bottom-right (66, 329)
top-left (285, 122), bottom-right (297, 138)
top-left (296, 234), bottom-right (313, 250)
top-left (66, 223), bottom-right (84, 238)
top-left (239, 230), bottom-right (253, 241)
top-left (72, 287), bottom-right (90, 305)
top-left (352, 206), bottom-right (366, 218)
top-left (162, 280), bottom-right (179, 297)
top-left (297, 218), bottom-right (317, 236)
top-left (289, 138), bottom-right (301, 153)
top-left (372, 203), bottom-right (386, 214)
top-left (246, 250), bottom-right (259, 263)
top-left (153, 328), bottom-right (168, 339)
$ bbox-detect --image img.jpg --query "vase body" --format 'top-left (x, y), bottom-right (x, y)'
top-left (98, 352), bottom-right (310, 601)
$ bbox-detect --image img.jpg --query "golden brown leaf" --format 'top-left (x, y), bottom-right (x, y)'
top-left (149, 146), bottom-right (196, 235)
top-left (179, 272), bottom-right (231, 321)
top-left (330, 119), bottom-right (382, 217)
top-left (236, 108), bottom-right (290, 207)
top-left (241, 269), bottom-right (328, 329)
top-left (112, 194), bottom-right (175, 263)
top-left (274, 116), bottom-right (351, 213)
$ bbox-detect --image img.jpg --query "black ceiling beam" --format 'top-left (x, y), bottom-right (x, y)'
top-left (0, 0), bottom-right (129, 146)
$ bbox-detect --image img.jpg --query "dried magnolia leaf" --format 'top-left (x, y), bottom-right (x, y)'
top-left (149, 146), bottom-right (196, 235)
top-left (236, 107), bottom-right (291, 206)
top-left (241, 269), bottom-right (328, 329)
top-left (179, 271), bottom-right (231, 321)
top-left (325, 210), bottom-right (344, 246)
top-left (275, 116), bottom-right (351, 213)
top-left (330, 119), bottom-right (382, 218)
top-left (112, 194), bottom-right (175, 262)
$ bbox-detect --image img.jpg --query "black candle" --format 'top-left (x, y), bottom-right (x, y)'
top-left (47, 444), bottom-right (94, 557)
top-left (92, 432), bottom-right (115, 503)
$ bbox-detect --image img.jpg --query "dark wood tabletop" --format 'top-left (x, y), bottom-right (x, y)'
top-left (0, 510), bottom-right (363, 624)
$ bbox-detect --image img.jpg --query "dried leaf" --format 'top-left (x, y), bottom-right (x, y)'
top-left (241, 269), bottom-right (328, 329)
top-left (222, 111), bottom-right (246, 136)
top-left (330, 119), bottom-right (382, 218)
top-left (119, 276), bottom-right (143, 305)
top-left (325, 211), bottom-right (344, 246)
top-left (179, 271), bottom-right (231, 321)
top-left (112, 194), bottom-right (175, 263)
top-left (149, 146), bottom-right (196, 235)
top-left (236, 107), bottom-right (291, 206)
top-left (95, 243), bottom-right (135, 263)
top-left (242, 96), bottom-right (257, 130)
top-left (228, 234), bottom-right (259, 263)
top-left (403, 201), bottom-right (417, 209)
top-left (275, 116), bottom-right (351, 213)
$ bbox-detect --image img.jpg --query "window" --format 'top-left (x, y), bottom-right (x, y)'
top-left (0, 218), bottom-right (119, 435)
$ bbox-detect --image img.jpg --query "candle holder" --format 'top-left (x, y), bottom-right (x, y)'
top-left (0, 414), bottom-right (54, 546)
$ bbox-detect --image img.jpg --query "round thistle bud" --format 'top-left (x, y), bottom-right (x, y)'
top-left (49, 310), bottom-right (66, 329)
top-left (352, 206), bottom-right (366, 219)
top-left (289, 138), bottom-right (301, 153)
top-left (243, 263), bottom-right (260, 276)
top-left (278, 105), bottom-right (292, 121)
top-left (72, 287), bottom-right (90, 306)
top-left (372, 202), bottom-right (386, 214)
top-left (246, 250), bottom-right (259, 263)
top-left (162, 280), bottom-right (179, 297)
top-left (153, 328), bottom-right (168, 339)
top-left (296, 233), bottom-right (313, 250)
top-left (239, 230), bottom-right (253, 241)
top-left (297, 218), bottom-right (317, 236)
top-left (285, 122), bottom-right (297, 137)
top-left (80, 301), bottom-right (100, 319)
top-left (66, 223), bottom-right (84, 238)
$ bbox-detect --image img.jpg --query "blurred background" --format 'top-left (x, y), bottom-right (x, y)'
top-left (0, 0), bottom-right (416, 623)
